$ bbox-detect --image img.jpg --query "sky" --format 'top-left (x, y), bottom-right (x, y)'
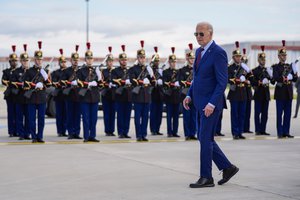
top-left (0, 0), bottom-right (299, 58)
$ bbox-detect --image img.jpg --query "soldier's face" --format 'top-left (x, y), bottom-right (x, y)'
top-left (152, 61), bottom-right (159, 68)
top-left (169, 61), bottom-right (176, 69)
top-left (85, 58), bottom-right (94, 66)
top-left (35, 59), bottom-right (43, 67)
top-left (119, 59), bottom-right (127, 67)
top-left (258, 58), bottom-right (266, 66)
top-left (21, 60), bottom-right (29, 68)
top-left (195, 24), bottom-right (213, 47)
top-left (106, 60), bottom-right (114, 68)
top-left (233, 55), bottom-right (241, 64)
top-left (9, 60), bottom-right (18, 68)
top-left (137, 56), bottom-right (146, 65)
top-left (60, 61), bottom-right (67, 69)
top-left (278, 54), bottom-right (287, 63)
top-left (187, 58), bottom-right (195, 65)
top-left (71, 59), bottom-right (79, 67)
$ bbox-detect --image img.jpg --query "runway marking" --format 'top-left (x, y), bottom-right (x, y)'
top-left (0, 136), bottom-right (299, 146)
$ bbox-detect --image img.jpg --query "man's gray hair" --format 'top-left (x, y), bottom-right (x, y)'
top-left (197, 22), bottom-right (214, 34)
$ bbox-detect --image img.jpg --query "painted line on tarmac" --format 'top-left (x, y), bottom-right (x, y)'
top-left (0, 136), bottom-right (299, 146)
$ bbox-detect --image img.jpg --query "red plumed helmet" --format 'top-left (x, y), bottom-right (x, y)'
top-left (59, 48), bottom-right (63, 55)
top-left (75, 45), bottom-right (79, 52)
top-left (282, 40), bottom-right (286, 47)
top-left (86, 42), bottom-right (91, 50)
top-left (38, 41), bottom-right (42, 50)
top-left (235, 41), bottom-right (239, 48)
top-left (121, 45), bottom-right (125, 52)
top-left (243, 48), bottom-right (246, 55)
top-left (261, 45), bottom-right (265, 52)
top-left (140, 40), bottom-right (144, 48)
top-left (188, 43), bottom-right (193, 50)
top-left (12, 45), bottom-right (16, 52)
top-left (171, 47), bottom-right (175, 54)
top-left (23, 44), bottom-right (27, 52)
top-left (108, 46), bottom-right (112, 53)
top-left (154, 46), bottom-right (158, 53)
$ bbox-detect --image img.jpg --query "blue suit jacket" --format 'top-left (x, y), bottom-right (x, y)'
top-left (188, 41), bottom-right (228, 111)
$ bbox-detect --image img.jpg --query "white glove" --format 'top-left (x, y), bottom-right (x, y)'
top-left (71, 80), bottom-right (78, 86)
top-left (146, 66), bottom-right (154, 77)
top-left (143, 78), bottom-right (150, 85)
top-left (88, 81), bottom-right (97, 87)
top-left (287, 74), bottom-right (293, 80)
top-left (174, 81), bottom-right (180, 87)
top-left (292, 62), bottom-right (298, 74)
top-left (96, 67), bottom-right (102, 81)
top-left (35, 82), bottom-right (43, 89)
top-left (40, 69), bottom-right (48, 81)
top-left (109, 82), bottom-right (116, 88)
top-left (125, 79), bottom-right (131, 85)
top-left (157, 79), bottom-right (163, 86)
top-left (266, 67), bottom-right (273, 78)
top-left (262, 78), bottom-right (269, 85)
top-left (158, 69), bottom-right (163, 76)
top-left (240, 75), bottom-right (246, 82)
top-left (241, 63), bottom-right (250, 73)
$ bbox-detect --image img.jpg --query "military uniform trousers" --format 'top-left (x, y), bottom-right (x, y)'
top-left (81, 102), bottom-right (98, 140)
top-left (196, 109), bottom-right (232, 178)
top-left (215, 109), bottom-right (224, 134)
top-left (15, 103), bottom-right (29, 138)
top-left (116, 102), bottom-right (132, 137)
top-left (276, 100), bottom-right (292, 137)
top-left (182, 103), bottom-right (196, 137)
top-left (27, 103), bottom-right (46, 140)
top-left (150, 102), bottom-right (163, 134)
top-left (6, 100), bottom-right (17, 136)
top-left (230, 100), bottom-right (246, 137)
top-left (166, 103), bottom-right (180, 136)
top-left (254, 100), bottom-right (269, 133)
top-left (55, 99), bottom-right (67, 135)
top-left (133, 103), bottom-right (150, 139)
top-left (66, 100), bottom-right (81, 137)
top-left (102, 98), bottom-right (116, 134)
top-left (244, 100), bottom-right (252, 132)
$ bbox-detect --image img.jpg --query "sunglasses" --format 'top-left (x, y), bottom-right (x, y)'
top-left (194, 32), bottom-right (205, 37)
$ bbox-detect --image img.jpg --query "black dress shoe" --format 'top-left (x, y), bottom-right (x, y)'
top-left (89, 138), bottom-right (100, 142)
top-left (156, 132), bottom-right (163, 135)
top-left (151, 132), bottom-right (157, 135)
top-left (167, 134), bottom-right (173, 138)
top-left (142, 138), bottom-right (149, 142)
top-left (124, 135), bottom-right (131, 138)
top-left (255, 132), bottom-right (262, 135)
top-left (136, 138), bottom-right (143, 142)
top-left (118, 135), bottom-right (125, 139)
top-left (68, 135), bottom-right (74, 140)
top-left (215, 132), bottom-right (225, 136)
top-left (190, 136), bottom-right (198, 140)
top-left (218, 165), bottom-right (239, 185)
top-left (24, 136), bottom-right (31, 140)
top-left (83, 139), bottom-right (89, 143)
top-left (185, 136), bottom-right (191, 141)
top-left (32, 139), bottom-right (38, 143)
top-left (239, 135), bottom-right (246, 139)
top-left (19, 137), bottom-right (24, 140)
top-left (233, 136), bottom-right (239, 140)
top-left (278, 135), bottom-right (284, 139)
top-left (73, 135), bottom-right (83, 139)
top-left (173, 134), bottom-right (180, 137)
top-left (37, 139), bottom-right (45, 143)
top-left (190, 177), bottom-right (215, 188)
top-left (284, 134), bottom-right (294, 138)
top-left (261, 132), bottom-right (270, 136)
top-left (58, 133), bottom-right (68, 137)
top-left (244, 130), bottom-right (253, 134)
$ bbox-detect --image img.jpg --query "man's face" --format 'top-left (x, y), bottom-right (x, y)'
top-left (137, 56), bottom-right (146, 65)
top-left (106, 60), bottom-right (114, 68)
top-left (21, 60), bottom-right (29, 69)
top-left (71, 59), bottom-right (79, 67)
top-left (85, 58), bottom-right (94, 66)
top-left (169, 61), bottom-right (176, 69)
top-left (152, 61), bottom-right (159, 68)
top-left (60, 61), bottom-right (67, 69)
top-left (186, 58), bottom-right (195, 66)
top-left (35, 59), bottom-right (43, 67)
top-left (233, 55), bottom-right (242, 64)
top-left (119, 59), bottom-right (127, 68)
top-left (278, 54), bottom-right (287, 63)
top-left (258, 58), bottom-right (266, 66)
top-left (195, 24), bottom-right (213, 47)
top-left (9, 60), bottom-right (18, 68)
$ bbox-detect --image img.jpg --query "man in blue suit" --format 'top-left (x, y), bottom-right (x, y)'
top-left (183, 22), bottom-right (239, 188)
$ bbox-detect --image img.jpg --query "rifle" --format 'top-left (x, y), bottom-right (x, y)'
top-left (62, 66), bottom-right (79, 95)
top-left (276, 64), bottom-right (292, 87)
top-left (78, 66), bottom-right (97, 97)
top-left (163, 69), bottom-right (178, 96)
top-left (132, 65), bottom-right (149, 95)
top-left (229, 65), bottom-right (247, 91)
top-left (181, 67), bottom-right (193, 96)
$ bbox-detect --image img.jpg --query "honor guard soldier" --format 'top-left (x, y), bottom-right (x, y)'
top-left (60, 45), bottom-right (82, 140)
top-left (241, 48), bottom-right (254, 134)
top-left (51, 49), bottom-right (68, 137)
top-left (251, 45), bottom-right (272, 135)
top-left (129, 40), bottom-right (155, 141)
top-left (77, 42), bottom-right (101, 142)
top-left (2, 45), bottom-right (18, 137)
top-left (227, 41), bottom-right (251, 140)
top-left (178, 43), bottom-right (197, 140)
top-left (23, 41), bottom-right (52, 143)
top-left (271, 40), bottom-right (298, 138)
top-left (10, 44), bottom-right (30, 140)
top-left (149, 46), bottom-right (164, 136)
top-left (163, 47), bottom-right (181, 138)
top-left (111, 45), bottom-right (132, 138)
top-left (101, 46), bottom-right (116, 137)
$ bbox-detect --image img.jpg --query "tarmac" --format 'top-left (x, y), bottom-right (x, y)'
top-left (0, 92), bottom-right (300, 200)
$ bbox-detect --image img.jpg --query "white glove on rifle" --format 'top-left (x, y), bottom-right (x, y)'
top-left (143, 78), bottom-right (150, 85)
top-left (109, 82), bottom-right (116, 88)
top-left (239, 75), bottom-right (246, 82)
top-left (262, 78), bottom-right (269, 85)
top-left (71, 80), bottom-right (78, 86)
top-left (157, 79), bottom-right (163, 86)
top-left (35, 82), bottom-right (43, 89)
top-left (266, 67), bottom-right (273, 78)
top-left (88, 81), bottom-right (97, 87)
top-left (241, 63), bottom-right (251, 73)
top-left (292, 62), bottom-right (298, 74)
top-left (125, 79), bottom-right (131, 85)
top-left (40, 68), bottom-right (48, 81)
top-left (174, 81), bottom-right (180, 87)
top-left (146, 66), bottom-right (154, 77)
top-left (95, 67), bottom-right (102, 81)
top-left (287, 74), bottom-right (293, 80)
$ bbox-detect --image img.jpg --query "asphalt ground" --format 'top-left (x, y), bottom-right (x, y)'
top-left (0, 92), bottom-right (300, 200)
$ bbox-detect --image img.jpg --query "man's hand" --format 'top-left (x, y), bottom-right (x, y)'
top-left (183, 96), bottom-right (191, 110)
top-left (203, 104), bottom-right (215, 117)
